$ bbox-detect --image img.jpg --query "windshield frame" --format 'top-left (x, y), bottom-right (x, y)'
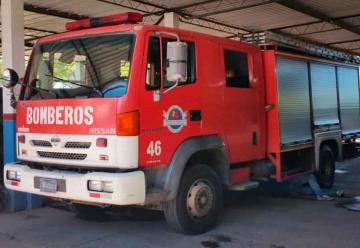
top-left (21, 31), bottom-right (136, 100)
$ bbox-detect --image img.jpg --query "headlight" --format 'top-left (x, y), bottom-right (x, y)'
top-left (88, 180), bottom-right (102, 192)
top-left (102, 181), bottom-right (113, 193)
top-left (7, 170), bottom-right (21, 181)
top-left (88, 180), bottom-right (113, 193)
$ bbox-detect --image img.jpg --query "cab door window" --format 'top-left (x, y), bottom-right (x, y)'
top-left (145, 36), bottom-right (196, 89)
top-left (224, 49), bottom-right (250, 88)
top-left (145, 37), bottom-right (161, 90)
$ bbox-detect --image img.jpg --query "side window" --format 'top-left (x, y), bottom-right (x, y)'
top-left (145, 37), bottom-right (161, 90)
top-left (162, 38), bottom-right (196, 88)
top-left (224, 49), bottom-right (249, 88)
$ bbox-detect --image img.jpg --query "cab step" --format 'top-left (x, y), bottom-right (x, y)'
top-left (229, 181), bottom-right (259, 191)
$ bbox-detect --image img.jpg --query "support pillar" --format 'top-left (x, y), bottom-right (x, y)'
top-left (163, 12), bottom-right (179, 28)
top-left (1, 0), bottom-right (42, 211)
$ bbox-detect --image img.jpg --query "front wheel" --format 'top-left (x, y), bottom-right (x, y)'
top-left (164, 164), bottom-right (223, 234)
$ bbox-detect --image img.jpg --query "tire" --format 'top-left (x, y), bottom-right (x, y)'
top-left (73, 203), bottom-right (107, 220)
top-left (164, 164), bottom-right (223, 234)
top-left (315, 145), bottom-right (335, 188)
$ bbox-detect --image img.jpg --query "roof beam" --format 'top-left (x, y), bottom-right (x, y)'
top-left (96, 0), bottom-right (153, 14)
top-left (174, 0), bottom-right (220, 10)
top-left (272, 13), bottom-right (360, 31)
top-left (275, 0), bottom-right (360, 36)
top-left (180, 18), bottom-right (241, 35)
top-left (0, 39), bottom-right (33, 48)
top-left (197, 0), bottom-right (277, 18)
top-left (24, 26), bottom-right (57, 34)
top-left (142, 0), bottom-right (221, 16)
top-left (98, 0), bottom-right (251, 34)
top-left (131, 0), bottom-right (252, 32)
top-left (271, 29), bottom-right (360, 55)
top-left (23, 3), bottom-right (88, 20)
top-left (0, 25), bottom-right (58, 34)
top-left (326, 38), bottom-right (360, 45)
top-left (0, 4), bottom-right (64, 48)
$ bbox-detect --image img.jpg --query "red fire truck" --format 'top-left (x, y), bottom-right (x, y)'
top-left (3, 12), bottom-right (360, 234)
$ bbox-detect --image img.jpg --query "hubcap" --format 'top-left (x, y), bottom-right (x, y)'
top-left (187, 179), bottom-right (214, 219)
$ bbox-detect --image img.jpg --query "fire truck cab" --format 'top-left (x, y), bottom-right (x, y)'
top-left (3, 12), bottom-right (360, 234)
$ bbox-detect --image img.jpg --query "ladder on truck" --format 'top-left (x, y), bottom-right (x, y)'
top-left (241, 31), bottom-right (360, 65)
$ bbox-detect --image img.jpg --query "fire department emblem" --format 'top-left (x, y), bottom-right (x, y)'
top-left (163, 105), bottom-right (187, 133)
top-left (50, 135), bottom-right (61, 147)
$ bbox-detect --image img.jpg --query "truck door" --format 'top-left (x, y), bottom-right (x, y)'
top-left (139, 33), bottom-right (199, 167)
top-left (222, 47), bottom-right (262, 163)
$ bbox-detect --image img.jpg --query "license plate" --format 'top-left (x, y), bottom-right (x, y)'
top-left (39, 178), bottom-right (57, 193)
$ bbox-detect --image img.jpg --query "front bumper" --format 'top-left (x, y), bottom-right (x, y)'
top-left (4, 163), bottom-right (146, 206)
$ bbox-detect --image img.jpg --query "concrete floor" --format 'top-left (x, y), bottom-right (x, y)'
top-left (0, 158), bottom-right (359, 248)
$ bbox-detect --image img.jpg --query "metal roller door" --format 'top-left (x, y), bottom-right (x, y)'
top-left (276, 57), bottom-right (312, 146)
top-left (310, 63), bottom-right (339, 127)
top-left (337, 67), bottom-right (360, 135)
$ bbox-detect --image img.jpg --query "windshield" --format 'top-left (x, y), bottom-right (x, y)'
top-left (25, 33), bottom-right (135, 100)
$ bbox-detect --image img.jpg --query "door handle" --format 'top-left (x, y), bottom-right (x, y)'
top-left (252, 132), bottom-right (258, 145)
top-left (190, 110), bottom-right (201, 121)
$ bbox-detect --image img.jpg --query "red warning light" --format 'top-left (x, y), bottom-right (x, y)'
top-left (65, 12), bottom-right (143, 31)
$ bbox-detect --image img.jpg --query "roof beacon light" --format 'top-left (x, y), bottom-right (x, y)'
top-left (65, 12), bottom-right (143, 31)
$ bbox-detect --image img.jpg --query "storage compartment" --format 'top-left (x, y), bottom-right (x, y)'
top-left (310, 63), bottom-right (339, 127)
top-left (337, 66), bottom-right (360, 135)
top-left (276, 56), bottom-right (312, 146)
top-left (281, 147), bottom-right (314, 176)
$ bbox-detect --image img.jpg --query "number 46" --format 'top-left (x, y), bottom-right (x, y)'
top-left (147, 141), bottom-right (162, 157)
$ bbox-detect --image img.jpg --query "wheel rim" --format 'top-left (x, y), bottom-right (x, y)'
top-left (186, 179), bottom-right (214, 219)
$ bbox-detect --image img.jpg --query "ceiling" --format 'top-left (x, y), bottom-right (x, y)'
top-left (1, 0), bottom-right (360, 56)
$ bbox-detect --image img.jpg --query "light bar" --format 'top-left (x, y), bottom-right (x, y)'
top-left (65, 12), bottom-right (143, 31)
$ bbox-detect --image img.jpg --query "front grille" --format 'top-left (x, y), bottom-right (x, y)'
top-left (37, 151), bottom-right (87, 160)
top-left (65, 142), bottom-right (91, 149)
top-left (31, 140), bottom-right (52, 147)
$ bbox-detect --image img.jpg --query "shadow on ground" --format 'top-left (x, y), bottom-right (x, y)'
top-left (0, 157), bottom-right (359, 248)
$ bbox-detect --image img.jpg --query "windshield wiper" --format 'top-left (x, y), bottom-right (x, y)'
top-left (26, 79), bottom-right (59, 99)
top-left (45, 74), bottom-right (103, 97)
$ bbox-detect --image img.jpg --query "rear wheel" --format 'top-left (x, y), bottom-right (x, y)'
top-left (164, 164), bottom-right (223, 234)
top-left (315, 145), bottom-right (335, 188)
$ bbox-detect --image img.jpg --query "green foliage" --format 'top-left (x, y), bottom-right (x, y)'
top-left (53, 60), bottom-right (78, 80)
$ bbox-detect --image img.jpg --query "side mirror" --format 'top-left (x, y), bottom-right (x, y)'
top-left (2, 68), bottom-right (19, 88)
top-left (166, 41), bottom-right (188, 83)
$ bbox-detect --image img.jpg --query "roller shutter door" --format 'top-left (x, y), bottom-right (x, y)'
top-left (337, 67), bottom-right (360, 135)
top-left (276, 57), bottom-right (312, 146)
top-left (310, 63), bottom-right (339, 127)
